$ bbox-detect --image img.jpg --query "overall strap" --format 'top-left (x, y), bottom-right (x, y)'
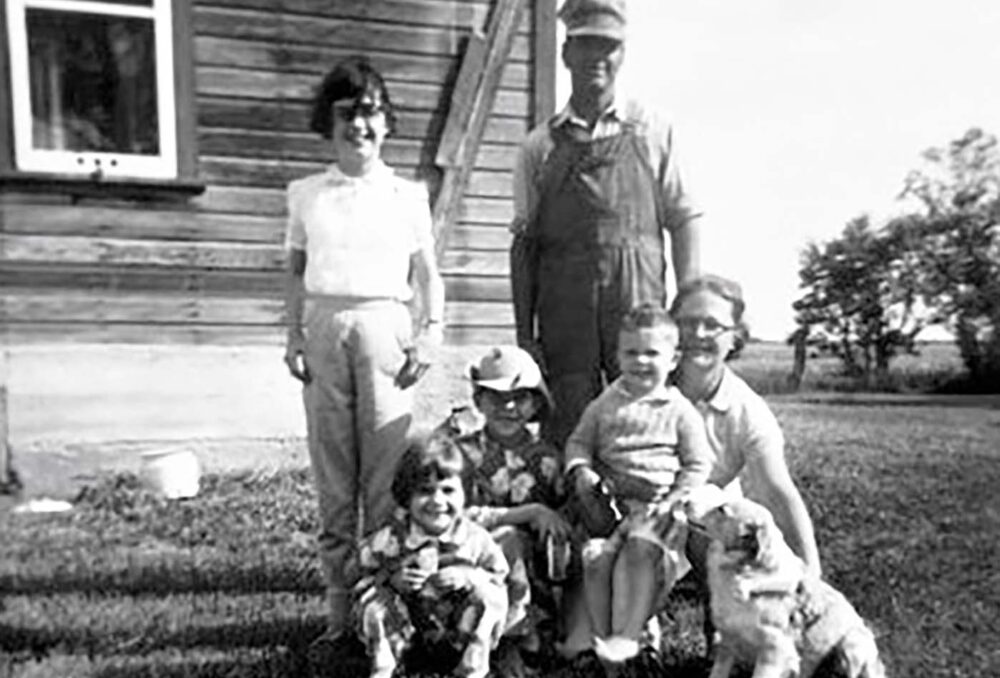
top-left (524, 123), bottom-right (587, 239)
top-left (623, 119), bottom-right (667, 233)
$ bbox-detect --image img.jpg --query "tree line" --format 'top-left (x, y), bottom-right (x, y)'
top-left (792, 127), bottom-right (1000, 389)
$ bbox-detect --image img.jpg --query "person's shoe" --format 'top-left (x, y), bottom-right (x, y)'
top-left (593, 635), bottom-right (641, 664)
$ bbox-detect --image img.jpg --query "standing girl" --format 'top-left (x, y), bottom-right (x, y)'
top-left (283, 56), bottom-right (445, 643)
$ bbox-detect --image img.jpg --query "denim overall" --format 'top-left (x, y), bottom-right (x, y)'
top-left (532, 122), bottom-right (667, 446)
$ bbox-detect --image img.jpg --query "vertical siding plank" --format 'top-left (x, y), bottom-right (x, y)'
top-left (532, 0), bottom-right (558, 126)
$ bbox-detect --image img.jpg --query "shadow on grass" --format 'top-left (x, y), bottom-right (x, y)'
top-left (1, 560), bottom-right (324, 598)
top-left (0, 615), bottom-right (325, 657)
top-left (92, 648), bottom-right (307, 678)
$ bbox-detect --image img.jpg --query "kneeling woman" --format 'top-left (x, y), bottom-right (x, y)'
top-left (670, 275), bottom-right (822, 632)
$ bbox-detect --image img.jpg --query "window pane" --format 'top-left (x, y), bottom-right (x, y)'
top-left (27, 8), bottom-right (160, 155)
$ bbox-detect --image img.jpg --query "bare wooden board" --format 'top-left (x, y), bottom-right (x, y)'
top-left (193, 7), bottom-right (531, 61)
top-left (196, 97), bottom-right (531, 143)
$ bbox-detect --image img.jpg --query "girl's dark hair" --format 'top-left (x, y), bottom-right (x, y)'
top-left (309, 56), bottom-right (397, 139)
top-left (391, 435), bottom-right (471, 508)
top-left (669, 274), bottom-right (750, 358)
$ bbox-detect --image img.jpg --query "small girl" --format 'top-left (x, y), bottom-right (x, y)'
top-left (350, 435), bottom-right (509, 678)
top-left (445, 346), bottom-right (571, 659)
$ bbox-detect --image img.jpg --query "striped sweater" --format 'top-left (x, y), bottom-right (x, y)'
top-left (565, 380), bottom-right (714, 503)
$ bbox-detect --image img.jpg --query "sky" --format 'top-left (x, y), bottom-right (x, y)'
top-left (555, 1), bottom-right (1000, 340)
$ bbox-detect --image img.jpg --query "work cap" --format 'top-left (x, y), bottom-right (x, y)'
top-left (558, 0), bottom-right (626, 41)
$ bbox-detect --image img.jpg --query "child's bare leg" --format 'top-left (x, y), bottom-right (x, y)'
top-left (581, 538), bottom-right (615, 639)
top-left (595, 539), bottom-right (666, 663)
top-left (557, 581), bottom-right (594, 657)
top-left (612, 539), bottom-right (663, 638)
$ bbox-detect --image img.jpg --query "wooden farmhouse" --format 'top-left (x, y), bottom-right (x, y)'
top-left (0, 0), bottom-right (558, 346)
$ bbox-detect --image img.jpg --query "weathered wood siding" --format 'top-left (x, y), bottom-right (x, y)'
top-left (1, 0), bottom-right (545, 345)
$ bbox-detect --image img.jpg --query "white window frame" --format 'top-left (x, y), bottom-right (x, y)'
top-left (5, 0), bottom-right (178, 179)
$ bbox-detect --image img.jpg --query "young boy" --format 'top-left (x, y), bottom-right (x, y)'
top-left (563, 304), bottom-right (715, 664)
top-left (350, 436), bottom-right (509, 678)
top-left (446, 347), bottom-right (571, 658)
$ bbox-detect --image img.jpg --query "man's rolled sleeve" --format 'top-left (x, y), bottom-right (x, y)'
top-left (632, 105), bottom-right (700, 236)
top-left (510, 126), bottom-right (551, 235)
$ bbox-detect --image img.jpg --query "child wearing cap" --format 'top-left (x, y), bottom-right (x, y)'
top-left (443, 346), bottom-right (572, 664)
top-left (349, 435), bottom-right (508, 678)
top-left (563, 304), bottom-right (715, 665)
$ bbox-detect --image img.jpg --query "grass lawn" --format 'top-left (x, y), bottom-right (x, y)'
top-left (2, 343), bottom-right (998, 677)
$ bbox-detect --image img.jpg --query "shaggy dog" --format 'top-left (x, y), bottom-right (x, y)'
top-left (685, 492), bottom-right (885, 678)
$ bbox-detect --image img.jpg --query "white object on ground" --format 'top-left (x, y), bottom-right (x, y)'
top-left (13, 498), bottom-right (73, 513)
top-left (141, 447), bottom-right (201, 499)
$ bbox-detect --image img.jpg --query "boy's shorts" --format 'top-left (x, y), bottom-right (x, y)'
top-left (583, 498), bottom-right (691, 608)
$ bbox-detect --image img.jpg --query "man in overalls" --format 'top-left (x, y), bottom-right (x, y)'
top-left (511, 0), bottom-right (702, 448)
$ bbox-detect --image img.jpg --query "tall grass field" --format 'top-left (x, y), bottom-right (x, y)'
top-left (2, 342), bottom-right (998, 677)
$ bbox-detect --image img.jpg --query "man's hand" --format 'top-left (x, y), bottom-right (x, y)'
top-left (395, 347), bottom-right (430, 390)
top-left (284, 332), bottom-right (310, 384)
top-left (431, 565), bottom-right (472, 592)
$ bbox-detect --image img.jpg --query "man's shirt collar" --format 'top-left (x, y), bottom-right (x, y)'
top-left (552, 98), bottom-right (623, 130)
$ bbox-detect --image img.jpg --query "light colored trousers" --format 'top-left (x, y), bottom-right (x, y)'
top-left (302, 297), bottom-right (414, 631)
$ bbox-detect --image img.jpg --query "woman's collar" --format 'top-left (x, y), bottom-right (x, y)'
top-left (326, 158), bottom-right (390, 183)
top-left (678, 365), bottom-right (734, 412)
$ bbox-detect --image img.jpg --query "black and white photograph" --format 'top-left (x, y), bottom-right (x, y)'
top-left (2, 1), bottom-right (998, 676)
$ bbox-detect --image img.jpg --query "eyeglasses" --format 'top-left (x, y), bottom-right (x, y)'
top-left (676, 316), bottom-right (736, 337)
top-left (332, 100), bottom-right (385, 122)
